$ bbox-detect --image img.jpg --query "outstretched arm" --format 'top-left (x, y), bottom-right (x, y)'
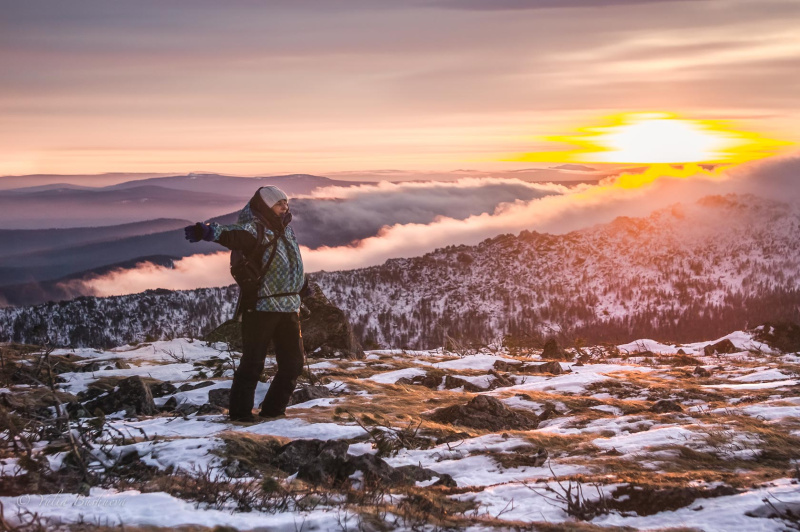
top-left (184, 222), bottom-right (258, 252)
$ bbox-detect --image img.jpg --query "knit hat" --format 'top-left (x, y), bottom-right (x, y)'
top-left (258, 186), bottom-right (288, 208)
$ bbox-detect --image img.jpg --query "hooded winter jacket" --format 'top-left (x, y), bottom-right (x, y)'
top-left (209, 189), bottom-right (304, 313)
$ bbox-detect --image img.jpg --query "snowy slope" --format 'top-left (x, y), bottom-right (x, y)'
top-left (315, 193), bottom-right (800, 348)
top-left (1, 330), bottom-right (798, 531)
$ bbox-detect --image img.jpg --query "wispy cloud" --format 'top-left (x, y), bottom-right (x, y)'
top-left (2, 0), bottom-right (798, 174)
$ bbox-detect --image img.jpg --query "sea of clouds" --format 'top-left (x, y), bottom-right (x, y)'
top-left (60, 154), bottom-right (800, 297)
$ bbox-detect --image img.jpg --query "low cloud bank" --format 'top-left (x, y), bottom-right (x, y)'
top-left (63, 154), bottom-right (799, 297)
top-left (59, 252), bottom-right (232, 298)
top-left (292, 178), bottom-right (566, 248)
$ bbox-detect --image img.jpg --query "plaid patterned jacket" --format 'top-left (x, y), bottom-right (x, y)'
top-left (210, 203), bottom-right (304, 313)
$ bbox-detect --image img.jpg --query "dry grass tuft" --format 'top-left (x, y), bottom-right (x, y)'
top-left (211, 431), bottom-right (288, 477)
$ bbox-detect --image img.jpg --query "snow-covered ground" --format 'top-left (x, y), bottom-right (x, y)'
top-left (1, 330), bottom-right (799, 531)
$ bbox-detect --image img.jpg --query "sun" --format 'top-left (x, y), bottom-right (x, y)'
top-left (507, 112), bottom-right (790, 165)
top-left (591, 113), bottom-right (732, 164)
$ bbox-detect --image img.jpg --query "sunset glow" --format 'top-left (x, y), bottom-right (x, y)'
top-left (510, 113), bottom-right (791, 166)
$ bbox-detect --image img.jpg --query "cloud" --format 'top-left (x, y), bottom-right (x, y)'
top-left (65, 153), bottom-right (800, 298)
top-left (430, 0), bottom-right (695, 10)
top-left (300, 164), bottom-right (735, 271)
top-left (302, 176), bottom-right (567, 199)
top-left (724, 153), bottom-right (800, 203)
top-left (292, 178), bottom-right (567, 248)
top-left (58, 252), bottom-right (231, 298)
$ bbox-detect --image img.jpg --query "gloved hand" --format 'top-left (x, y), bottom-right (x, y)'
top-left (184, 222), bottom-right (215, 243)
top-left (281, 211), bottom-right (293, 227)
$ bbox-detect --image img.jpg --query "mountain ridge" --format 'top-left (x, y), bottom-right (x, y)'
top-left (1, 193), bottom-right (798, 349)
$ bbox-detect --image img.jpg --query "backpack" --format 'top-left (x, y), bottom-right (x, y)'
top-left (230, 222), bottom-right (282, 295)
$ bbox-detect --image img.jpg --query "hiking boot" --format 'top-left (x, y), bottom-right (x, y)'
top-left (229, 413), bottom-right (259, 424)
top-left (257, 411), bottom-right (286, 421)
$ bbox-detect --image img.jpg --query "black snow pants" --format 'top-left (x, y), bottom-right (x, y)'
top-left (228, 310), bottom-right (305, 420)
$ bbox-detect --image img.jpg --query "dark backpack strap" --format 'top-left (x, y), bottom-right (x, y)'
top-left (258, 230), bottom-right (283, 278)
top-left (252, 222), bottom-right (268, 261)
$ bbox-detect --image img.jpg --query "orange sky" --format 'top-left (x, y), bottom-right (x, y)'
top-left (2, 0), bottom-right (799, 176)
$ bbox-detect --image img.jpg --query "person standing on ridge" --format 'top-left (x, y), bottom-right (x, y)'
top-left (184, 185), bottom-right (311, 422)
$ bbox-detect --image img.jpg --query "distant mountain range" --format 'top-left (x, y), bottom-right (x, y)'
top-left (2, 193), bottom-right (798, 348)
top-left (0, 173), bottom-right (352, 229)
top-left (0, 176), bottom-right (559, 302)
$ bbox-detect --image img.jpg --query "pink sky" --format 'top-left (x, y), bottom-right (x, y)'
top-left (2, 0), bottom-right (799, 176)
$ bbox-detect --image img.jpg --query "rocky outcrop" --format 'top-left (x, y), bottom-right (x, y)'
top-left (541, 339), bottom-right (571, 361)
top-left (288, 385), bottom-right (333, 406)
top-left (428, 395), bottom-right (538, 431)
top-left (703, 339), bottom-right (739, 356)
top-left (397, 371), bottom-right (444, 390)
top-left (204, 283), bottom-right (363, 359)
top-left (492, 359), bottom-right (564, 375)
top-left (301, 283), bottom-right (364, 359)
top-left (273, 439), bottom-right (455, 488)
top-left (443, 375), bottom-right (483, 392)
top-left (82, 376), bottom-right (156, 416)
top-left (208, 388), bottom-right (231, 408)
top-left (753, 321), bottom-right (800, 353)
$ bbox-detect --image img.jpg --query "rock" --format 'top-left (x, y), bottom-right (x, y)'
top-left (289, 386), bottom-right (332, 406)
top-left (118, 449), bottom-right (140, 466)
top-left (175, 403), bottom-right (199, 416)
top-left (77, 380), bottom-right (119, 401)
top-left (149, 381), bottom-right (177, 398)
top-left (428, 395), bottom-right (538, 431)
top-left (83, 376), bottom-right (156, 416)
top-left (276, 440), bottom-right (333, 473)
top-left (278, 440), bottom-right (352, 485)
top-left (202, 320), bottom-right (244, 351)
top-left (178, 380), bottom-right (215, 392)
top-left (298, 283), bottom-right (365, 359)
top-left (114, 360), bottom-right (131, 370)
top-left (346, 453), bottom-right (398, 484)
top-left (77, 362), bottom-right (102, 373)
top-left (541, 339), bottom-right (570, 361)
top-left (649, 399), bottom-right (684, 413)
top-left (531, 361), bottom-right (564, 375)
top-left (677, 348), bottom-right (687, 355)
top-left (229, 436), bottom-right (458, 489)
top-left (693, 366), bottom-right (711, 377)
top-left (208, 388), bottom-right (231, 408)
top-left (397, 372), bottom-right (443, 390)
top-left (161, 396), bottom-right (178, 412)
top-left (703, 339), bottom-right (738, 356)
top-left (493, 360), bottom-right (522, 372)
top-left (393, 465), bottom-right (457, 487)
top-left (443, 375), bottom-right (483, 392)
top-left (753, 321), bottom-right (800, 354)
top-left (488, 370), bottom-right (515, 389)
top-left (196, 404), bottom-right (225, 416)
top-left (538, 403), bottom-right (559, 422)
top-left (204, 282), bottom-right (364, 359)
